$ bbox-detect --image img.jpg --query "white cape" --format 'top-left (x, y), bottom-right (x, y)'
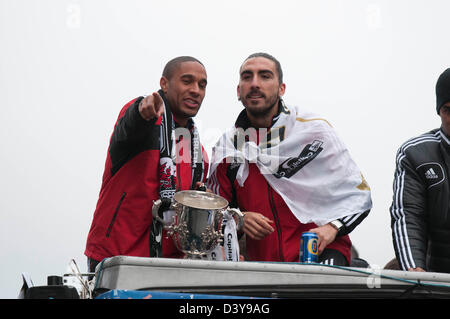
top-left (209, 104), bottom-right (372, 226)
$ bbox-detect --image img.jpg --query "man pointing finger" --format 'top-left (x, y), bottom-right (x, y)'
top-left (85, 56), bottom-right (210, 272)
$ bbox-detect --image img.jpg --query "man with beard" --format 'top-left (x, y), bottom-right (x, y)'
top-left (208, 53), bottom-right (372, 265)
top-left (85, 56), bottom-right (209, 273)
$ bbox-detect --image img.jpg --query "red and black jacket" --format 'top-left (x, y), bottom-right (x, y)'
top-left (85, 96), bottom-right (208, 262)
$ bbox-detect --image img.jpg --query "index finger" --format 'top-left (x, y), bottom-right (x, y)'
top-left (153, 91), bottom-right (163, 103)
top-left (150, 92), bottom-right (164, 118)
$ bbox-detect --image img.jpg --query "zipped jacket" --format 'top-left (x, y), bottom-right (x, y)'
top-left (85, 97), bottom-right (208, 262)
top-left (391, 128), bottom-right (450, 272)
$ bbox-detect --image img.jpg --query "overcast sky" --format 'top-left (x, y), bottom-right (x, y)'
top-left (1, 0), bottom-right (449, 298)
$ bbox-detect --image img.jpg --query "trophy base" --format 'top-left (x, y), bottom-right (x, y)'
top-left (183, 253), bottom-right (208, 260)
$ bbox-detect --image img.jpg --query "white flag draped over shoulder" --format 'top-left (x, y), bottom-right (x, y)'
top-left (209, 103), bottom-right (372, 226)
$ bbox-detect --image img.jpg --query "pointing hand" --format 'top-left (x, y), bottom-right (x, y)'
top-left (139, 92), bottom-right (164, 121)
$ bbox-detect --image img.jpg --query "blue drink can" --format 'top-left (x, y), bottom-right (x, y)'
top-left (299, 232), bottom-right (318, 263)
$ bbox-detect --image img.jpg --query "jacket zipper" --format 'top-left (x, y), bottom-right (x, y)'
top-left (106, 192), bottom-right (126, 237)
top-left (267, 184), bottom-right (285, 261)
top-left (177, 162), bottom-right (182, 191)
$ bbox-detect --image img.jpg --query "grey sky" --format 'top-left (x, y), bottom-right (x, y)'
top-left (1, 0), bottom-right (448, 298)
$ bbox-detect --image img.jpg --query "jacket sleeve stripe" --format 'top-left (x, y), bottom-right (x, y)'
top-left (391, 166), bottom-right (415, 270)
top-left (341, 210), bottom-right (369, 227)
top-left (342, 212), bottom-right (363, 226)
top-left (391, 132), bottom-right (440, 270)
top-left (337, 210), bottom-right (369, 236)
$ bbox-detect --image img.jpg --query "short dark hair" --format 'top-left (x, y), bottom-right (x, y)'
top-left (162, 56), bottom-right (205, 79)
top-left (241, 52), bottom-right (283, 84)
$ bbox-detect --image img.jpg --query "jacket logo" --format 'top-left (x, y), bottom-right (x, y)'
top-left (425, 168), bottom-right (439, 180)
top-left (274, 140), bottom-right (323, 179)
top-left (416, 162), bottom-right (445, 188)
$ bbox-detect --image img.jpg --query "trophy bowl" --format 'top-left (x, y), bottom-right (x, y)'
top-left (152, 190), bottom-right (243, 258)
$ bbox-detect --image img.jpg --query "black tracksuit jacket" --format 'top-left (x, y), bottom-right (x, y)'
top-left (391, 128), bottom-right (450, 272)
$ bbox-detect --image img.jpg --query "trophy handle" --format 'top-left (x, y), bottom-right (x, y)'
top-left (152, 198), bottom-right (176, 226)
top-left (150, 198), bottom-right (178, 257)
top-left (226, 208), bottom-right (244, 231)
top-left (152, 199), bottom-right (165, 223)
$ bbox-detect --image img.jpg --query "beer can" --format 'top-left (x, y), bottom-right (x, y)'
top-left (299, 232), bottom-right (318, 263)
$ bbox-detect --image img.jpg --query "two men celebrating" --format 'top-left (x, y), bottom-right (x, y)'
top-left (85, 52), bottom-right (373, 270)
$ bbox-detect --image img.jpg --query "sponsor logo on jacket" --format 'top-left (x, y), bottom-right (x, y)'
top-left (274, 140), bottom-right (323, 179)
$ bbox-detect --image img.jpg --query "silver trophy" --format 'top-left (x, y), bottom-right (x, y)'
top-left (152, 190), bottom-right (244, 259)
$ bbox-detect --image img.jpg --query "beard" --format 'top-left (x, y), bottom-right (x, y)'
top-left (242, 91), bottom-right (280, 118)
